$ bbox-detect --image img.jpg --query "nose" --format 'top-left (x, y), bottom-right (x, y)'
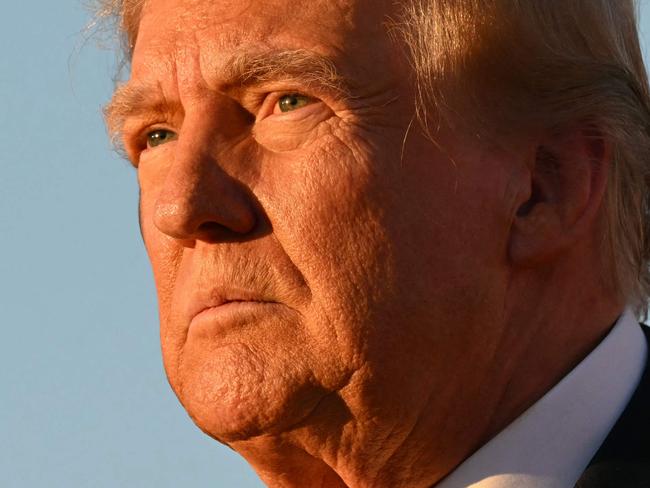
top-left (153, 138), bottom-right (257, 242)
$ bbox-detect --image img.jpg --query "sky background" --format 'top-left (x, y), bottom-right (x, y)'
top-left (2, 2), bottom-right (650, 487)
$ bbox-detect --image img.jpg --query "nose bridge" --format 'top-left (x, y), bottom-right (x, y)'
top-left (177, 91), bottom-right (251, 170)
top-left (153, 99), bottom-right (256, 240)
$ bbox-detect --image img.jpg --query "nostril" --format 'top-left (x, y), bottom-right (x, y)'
top-left (198, 222), bottom-right (227, 233)
top-left (198, 221), bottom-right (231, 236)
top-left (195, 220), bottom-right (256, 243)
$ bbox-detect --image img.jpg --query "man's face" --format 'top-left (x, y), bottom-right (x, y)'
top-left (123, 0), bottom-right (516, 445)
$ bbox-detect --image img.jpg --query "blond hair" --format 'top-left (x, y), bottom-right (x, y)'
top-left (98, 0), bottom-right (650, 316)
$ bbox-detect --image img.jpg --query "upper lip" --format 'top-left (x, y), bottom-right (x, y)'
top-left (181, 247), bottom-right (308, 324)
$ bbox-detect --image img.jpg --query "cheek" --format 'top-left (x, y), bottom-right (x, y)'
top-left (257, 132), bottom-right (399, 371)
top-left (138, 164), bottom-right (178, 303)
top-left (137, 161), bottom-right (186, 378)
top-left (376, 136), bottom-right (513, 343)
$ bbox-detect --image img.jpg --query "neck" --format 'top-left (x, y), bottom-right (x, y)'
top-left (482, 256), bottom-right (625, 445)
top-left (231, 250), bottom-right (625, 487)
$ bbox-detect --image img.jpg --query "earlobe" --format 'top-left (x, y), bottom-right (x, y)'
top-left (508, 126), bottom-right (611, 266)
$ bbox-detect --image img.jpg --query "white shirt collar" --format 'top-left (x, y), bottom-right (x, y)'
top-left (436, 309), bottom-right (647, 488)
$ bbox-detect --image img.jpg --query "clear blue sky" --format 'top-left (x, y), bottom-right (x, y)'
top-left (1, 3), bottom-right (649, 487)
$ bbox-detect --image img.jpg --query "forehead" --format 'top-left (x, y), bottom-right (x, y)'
top-left (132, 0), bottom-right (400, 83)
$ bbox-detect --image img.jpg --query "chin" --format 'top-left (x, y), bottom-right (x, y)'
top-left (168, 341), bottom-right (329, 443)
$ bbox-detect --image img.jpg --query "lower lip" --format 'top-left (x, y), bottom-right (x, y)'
top-left (190, 301), bottom-right (283, 333)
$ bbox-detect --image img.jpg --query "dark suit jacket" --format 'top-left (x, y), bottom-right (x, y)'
top-left (575, 325), bottom-right (650, 487)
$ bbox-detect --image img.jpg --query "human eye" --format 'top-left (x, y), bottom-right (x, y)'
top-left (145, 128), bottom-right (178, 149)
top-left (254, 90), bottom-right (323, 121)
top-left (273, 93), bottom-right (317, 114)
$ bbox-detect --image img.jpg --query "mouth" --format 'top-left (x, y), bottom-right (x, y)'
top-left (189, 298), bottom-right (284, 334)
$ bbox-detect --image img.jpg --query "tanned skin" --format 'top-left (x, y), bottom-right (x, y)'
top-left (109, 0), bottom-right (623, 485)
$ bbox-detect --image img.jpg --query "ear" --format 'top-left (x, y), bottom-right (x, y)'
top-left (508, 125), bottom-right (611, 265)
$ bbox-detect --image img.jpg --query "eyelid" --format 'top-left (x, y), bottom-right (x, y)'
top-left (145, 118), bottom-right (176, 134)
top-left (123, 105), bottom-right (180, 136)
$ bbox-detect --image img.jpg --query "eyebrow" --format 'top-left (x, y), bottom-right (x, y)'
top-left (104, 48), bottom-right (350, 143)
